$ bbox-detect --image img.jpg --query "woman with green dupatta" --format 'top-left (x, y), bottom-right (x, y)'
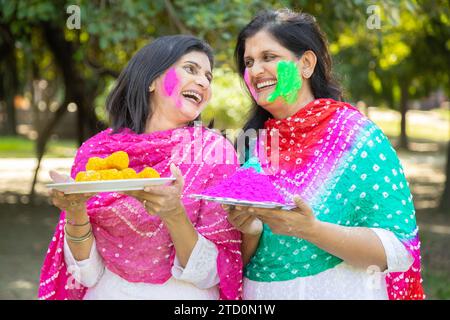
top-left (224, 9), bottom-right (424, 300)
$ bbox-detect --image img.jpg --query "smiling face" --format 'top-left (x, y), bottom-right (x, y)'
top-left (150, 51), bottom-right (213, 125)
top-left (243, 30), bottom-right (303, 113)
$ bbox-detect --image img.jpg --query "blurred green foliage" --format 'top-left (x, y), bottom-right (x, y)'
top-left (0, 0), bottom-right (449, 133)
top-left (204, 67), bottom-right (252, 129)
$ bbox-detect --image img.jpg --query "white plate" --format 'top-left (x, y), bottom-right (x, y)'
top-left (46, 178), bottom-right (176, 194)
top-left (189, 194), bottom-right (296, 210)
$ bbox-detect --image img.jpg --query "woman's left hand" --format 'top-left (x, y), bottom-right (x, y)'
top-left (248, 196), bottom-right (319, 240)
top-left (124, 163), bottom-right (185, 221)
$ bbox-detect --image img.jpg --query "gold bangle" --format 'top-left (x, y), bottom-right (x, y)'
top-left (65, 225), bottom-right (93, 243)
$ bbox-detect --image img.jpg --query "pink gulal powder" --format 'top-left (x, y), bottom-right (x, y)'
top-left (163, 68), bottom-right (179, 96)
top-left (201, 168), bottom-right (286, 203)
top-left (244, 69), bottom-right (258, 101)
top-left (163, 68), bottom-right (183, 108)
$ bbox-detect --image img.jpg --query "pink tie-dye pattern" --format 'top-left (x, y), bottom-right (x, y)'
top-left (244, 69), bottom-right (257, 100)
top-left (276, 109), bottom-right (360, 203)
top-left (38, 126), bottom-right (242, 300)
top-left (386, 235), bottom-right (423, 299)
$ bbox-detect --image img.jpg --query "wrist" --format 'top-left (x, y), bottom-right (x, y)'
top-left (301, 220), bottom-right (323, 243)
top-left (243, 231), bottom-right (262, 240)
top-left (65, 205), bottom-right (88, 220)
top-left (161, 205), bottom-right (186, 225)
top-left (245, 218), bottom-right (263, 236)
top-left (65, 216), bottom-right (90, 226)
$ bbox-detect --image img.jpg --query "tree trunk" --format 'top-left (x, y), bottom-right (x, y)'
top-left (399, 82), bottom-right (409, 150)
top-left (3, 71), bottom-right (18, 136)
top-left (0, 24), bottom-right (18, 136)
top-left (29, 21), bottom-right (106, 199)
top-left (439, 140), bottom-right (450, 212)
top-left (29, 97), bottom-right (70, 200)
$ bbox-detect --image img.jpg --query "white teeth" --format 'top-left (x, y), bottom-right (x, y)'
top-left (256, 80), bottom-right (277, 89)
top-left (182, 91), bottom-right (202, 104)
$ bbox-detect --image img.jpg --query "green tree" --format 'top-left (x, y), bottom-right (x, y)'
top-left (334, 1), bottom-right (449, 148)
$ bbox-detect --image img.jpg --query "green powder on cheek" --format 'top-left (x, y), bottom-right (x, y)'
top-left (267, 60), bottom-right (302, 104)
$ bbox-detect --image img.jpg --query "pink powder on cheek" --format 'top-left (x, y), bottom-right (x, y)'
top-left (244, 69), bottom-right (258, 100)
top-left (163, 68), bottom-right (184, 109)
top-left (163, 68), bottom-right (179, 97)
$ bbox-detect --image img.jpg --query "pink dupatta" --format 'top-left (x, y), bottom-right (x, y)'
top-left (38, 126), bottom-right (242, 300)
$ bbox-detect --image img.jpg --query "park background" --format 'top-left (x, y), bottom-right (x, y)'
top-left (0, 0), bottom-right (449, 299)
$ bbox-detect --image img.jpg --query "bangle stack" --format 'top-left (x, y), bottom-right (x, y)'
top-left (64, 224), bottom-right (93, 243)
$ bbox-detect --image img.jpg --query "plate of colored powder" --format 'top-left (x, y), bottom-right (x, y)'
top-left (191, 167), bottom-right (295, 209)
top-left (189, 194), bottom-right (296, 210)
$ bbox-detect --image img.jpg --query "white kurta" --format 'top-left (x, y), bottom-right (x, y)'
top-left (243, 228), bottom-right (414, 300)
top-left (64, 233), bottom-right (220, 300)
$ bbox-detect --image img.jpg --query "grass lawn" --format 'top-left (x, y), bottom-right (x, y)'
top-left (0, 136), bottom-right (77, 158)
top-left (374, 121), bottom-right (449, 142)
top-left (433, 108), bottom-right (450, 122)
top-left (423, 270), bottom-right (450, 299)
top-left (370, 109), bottom-right (449, 142)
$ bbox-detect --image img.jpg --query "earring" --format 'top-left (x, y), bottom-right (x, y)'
top-left (303, 71), bottom-right (311, 78)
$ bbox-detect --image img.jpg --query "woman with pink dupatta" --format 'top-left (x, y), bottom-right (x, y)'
top-left (39, 35), bottom-right (242, 300)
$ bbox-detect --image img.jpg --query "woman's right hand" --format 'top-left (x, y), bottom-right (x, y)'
top-left (49, 170), bottom-right (95, 219)
top-left (223, 205), bottom-right (263, 235)
top-left (49, 189), bottom-right (93, 216)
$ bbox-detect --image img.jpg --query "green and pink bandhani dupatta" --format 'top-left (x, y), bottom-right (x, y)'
top-left (202, 98), bottom-right (424, 299)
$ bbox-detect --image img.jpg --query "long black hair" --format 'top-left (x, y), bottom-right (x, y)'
top-left (234, 9), bottom-right (342, 133)
top-left (106, 35), bottom-right (214, 134)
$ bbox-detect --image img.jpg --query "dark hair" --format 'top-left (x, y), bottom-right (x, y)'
top-left (106, 35), bottom-right (214, 134)
top-left (234, 9), bottom-right (342, 132)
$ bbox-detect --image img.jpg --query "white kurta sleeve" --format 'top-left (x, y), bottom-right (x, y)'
top-left (171, 233), bottom-right (220, 289)
top-left (63, 236), bottom-right (105, 288)
top-left (370, 228), bottom-right (414, 273)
